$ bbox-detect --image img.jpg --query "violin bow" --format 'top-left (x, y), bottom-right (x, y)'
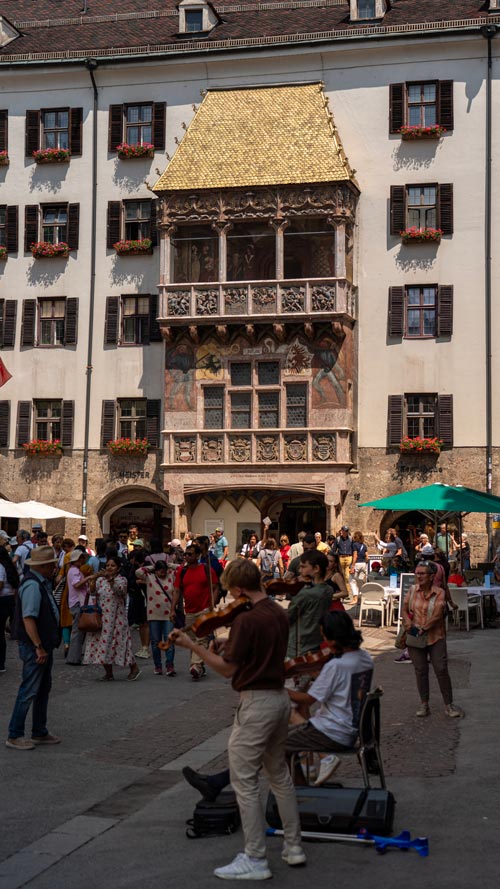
top-left (266, 828), bottom-right (429, 857)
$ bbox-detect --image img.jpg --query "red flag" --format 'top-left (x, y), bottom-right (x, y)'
top-left (0, 358), bottom-right (12, 387)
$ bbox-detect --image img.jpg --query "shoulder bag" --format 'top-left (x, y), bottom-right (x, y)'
top-left (77, 591), bottom-right (102, 633)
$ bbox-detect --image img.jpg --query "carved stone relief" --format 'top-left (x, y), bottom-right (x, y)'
top-left (229, 437), bottom-right (251, 463)
top-left (224, 288), bottom-right (248, 314)
top-left (284, 437), bottom-right (307, 462)
top-left (252, 286), bottom-right (277, 313)
top-left (174, 437), bottom-right (196, 462)
top-left (256, 436), bottom-right (279, 462)
top-left (281, 287), bottom-right (305, 313)
top-left (201, 437), bottom-right (223, 462)
top-left (168, 291), bottom-right (190, 316)
top-left (313, 434), bottom-right (336, 462)
top-left (196, 289), bottom-right (219, 316)
top-left (311, 286), bottom-right (336, 312)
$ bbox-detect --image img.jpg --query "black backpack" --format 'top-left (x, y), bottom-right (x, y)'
top-left (186, 791), bottom-right (240, 838)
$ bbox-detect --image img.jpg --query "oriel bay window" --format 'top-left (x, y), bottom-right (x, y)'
top-left (284, 220), bottom-right (335, 279)
top-left (286, 383), bottom-right (307, 427)
top-left (203, 361), bottom-right (306, 431)
top-left (227, 223), bottom-right (276, 281)
top-left (172, 225), bottom-right (218, 283)
top-left (204, 387), bottom-right (224, 429)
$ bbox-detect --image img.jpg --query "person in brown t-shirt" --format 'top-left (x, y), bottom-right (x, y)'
top-left (170, 559), bottom-right (305, 880)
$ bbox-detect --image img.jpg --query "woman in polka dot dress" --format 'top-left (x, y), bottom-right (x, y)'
top-left (83, 556), bottom-right (140, 681)
top-left (135, 561), bottom-right (176, 676)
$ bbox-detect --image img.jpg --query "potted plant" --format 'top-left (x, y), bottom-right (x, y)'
top-left (113, 238), bottom-right (153, 256)
top-left (0, 246), bottom-right (7, 261)
top-left (0, 150), bottom-right (9, 166)
top-left (116, 142), bottom-right (154, 159)
top-left (399, 436), bottom-right (443, 454)
top-left (23, 439), bottom-right (63, 456)
top-left (33, 147), bottom-right (70, 164)
top-left (107, 438), bottom-right (150, 456)
top-left (31, 241), bottom-right (71, 258)
top-left (399, 125), bottom-right (446, 140)
top-left (400, 227), bottom-right (443, 244)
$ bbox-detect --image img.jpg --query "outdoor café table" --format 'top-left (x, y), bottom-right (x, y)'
top-left (466, 586), bottom-right (500, 625)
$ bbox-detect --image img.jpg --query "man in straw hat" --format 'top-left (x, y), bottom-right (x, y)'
top-left (6, 546), bottom-right (61, 751)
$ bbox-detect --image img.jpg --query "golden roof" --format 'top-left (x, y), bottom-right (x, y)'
top-left (154, 83), bottom-right (356, 192)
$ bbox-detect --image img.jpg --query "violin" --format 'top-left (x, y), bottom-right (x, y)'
top-left (266, 579), bottom-right (306, 597)
top-left (284, 648), bottom-right (334, 677)
top-left (190, 596), bottom-right (252, 638)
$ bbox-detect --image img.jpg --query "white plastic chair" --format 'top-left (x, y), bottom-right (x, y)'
top-left (358, 582), bottom-right (387, 628)
top-left (453, 587), bottom-right (483, 631)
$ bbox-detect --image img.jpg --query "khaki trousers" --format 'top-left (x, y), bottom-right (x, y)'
top-left (184, 610), bottom-right (210, 667)
top-left (229, 689), bottom-right (302, 859)
top-left (339, 555), bottom-right (353, 586)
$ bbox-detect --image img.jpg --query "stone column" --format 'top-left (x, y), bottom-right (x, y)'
top-left (213, 222), bottom-right (232, 282)
top-left (271, 219), bottom-right (289, 281)
top-left (328, 214), bottom-right (347, 279)
top-left (158, 222), bottom-right (176, 286)
top-left (167, 490), bottom-right (185, 540)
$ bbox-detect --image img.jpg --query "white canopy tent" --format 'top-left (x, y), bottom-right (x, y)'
top-left (0, 499), bottom-right (83, 520)
top-left (0, 499), bottom-right (30, 519)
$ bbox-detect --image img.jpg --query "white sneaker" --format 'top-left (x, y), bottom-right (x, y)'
top-left (282, 843), bottom-right (307, 866)
top-left (214, 853), bottom-right (272, 880)
top-left (314, 754), bottom-right (341, 786)
top-left (135, 647), bottom-right (150, 659)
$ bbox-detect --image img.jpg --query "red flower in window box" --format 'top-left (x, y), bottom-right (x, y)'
top-left (23, 439), bottom-right (63, 456)
top-left (400, 227), bottom-right (443, 244)
top-left (33, 148), bottom-right (70, 164)
top-left (113, 239), bottom-right (153, 256)
top-left (399, 436), bottom-right (443, 454)
top-left (116, 142), bottom-right (154, 159)
top-left (0, 150), bottom-right (9, 166)
top-left (0, 247), bottom-right (7, 261)
top-left (31, 242), bottom-right (71, 258)
top-left (107, 438), bottom-right (150, 455)
top-left (399, 125), bottom-right (446, 140)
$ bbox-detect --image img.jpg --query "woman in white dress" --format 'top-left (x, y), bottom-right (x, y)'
top-left (83, 556), bottom-right (140, 681)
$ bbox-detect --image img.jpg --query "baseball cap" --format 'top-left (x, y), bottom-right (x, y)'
top-left (32, 523), bottom-right (43, 530)
top-left (132, 539), bottom-right (144, 547)
top-left (69, 549), bottom-right (85, 563)
top-left (169, 538), bottom-right (181, 547)
top-left (341, 524), bottom-right (349, 531)
top-left (78, 534), bottom-right (89, 541)
top-left (0, 530), bottom-right (9, 540)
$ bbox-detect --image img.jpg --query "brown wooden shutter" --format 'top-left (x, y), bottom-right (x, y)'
top-left (25, 205), bottom-right (39, 252)
top-left (149, 293), bottom-right (162, 342)
top-left (16, 401), bottom-right (32, 447)
top-left (61, 400), bottom-right (74, 448)
top-left (6, 206), bottom-right (18, 253)
top-left (2, 300), bottom-right (17, 348)
top-left (152, 102), bottom-right (166, 150)
top-left (0, 110), bottom-right (7, 153)
top-left (438, 81), bottom-right (454, 131)
top-left (390, 186), bottom-right (406, 236)
top-left (438, 395), bottom-right (453, 447)
top-left (437, 286), bottom-right (453, 337)
top-left (101, 400), bottom-right (115, 447)
top-left (67, 203), bottom-right (80, 250)
top-left (21, 300), bottom-right (37, 347)
top-left (0, 401), bottom-right (9, 449)
top-left (146, 399), bottom-right (161, 447)
top-left (65, 298), bottom-right (79, 345)
top-left (388, 287), bottom-right (404, 337)
top-left (387, 395), bottom-right (404, 446)
top-left (149, 200), bottom-right (158, 247)
top-left (25, 110), bottom-right (40, 156)
top-left (108, 105), bottom-right (124, 151)
top-left (107, 201), bottom-right (121, 248)
top-left (69, 107), bottom-right (83, 155)
top-left (389, 83), bottom-right (405, 133)
top-left (438, 184), bottom-right (453, 235)
top-left (104, 296), bottom-right (119, 345)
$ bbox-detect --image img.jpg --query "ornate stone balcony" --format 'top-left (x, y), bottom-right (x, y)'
top-left (162, 428), bottom-right (353, 467)
top-left (158, 278), bottom-right (356, 325)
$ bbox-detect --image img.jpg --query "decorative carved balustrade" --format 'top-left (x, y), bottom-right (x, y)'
top-left (158, 279), bottom-right (356, 323)
top-left (162, 429), bottom-right (353, 466)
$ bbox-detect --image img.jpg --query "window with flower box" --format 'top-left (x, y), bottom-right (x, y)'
top-left (24, 203), bottom-right (79, 253)
top-left (106, 200), bottom-right (158, 250)
top-left (387, 394), bottom-right (453, 448)
top-left (15, 399), bottom-right (74, 449)
top-left (25, 108), bottom-right (82, 156)
top-left (390, 184), bottom-right (453, 237)
top-left (108, 103), bottom-right (166, 151)
top-left (389, 81), bottom-right (453, 133)
top-left (100, 399), bottom-right (161, 447)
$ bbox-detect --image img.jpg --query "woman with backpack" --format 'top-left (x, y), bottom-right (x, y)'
top-left (256, 537), bottom-right (284, 586)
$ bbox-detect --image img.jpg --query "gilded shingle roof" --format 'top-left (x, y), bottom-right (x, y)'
top-left (154, 84), bottom-right (355, 192)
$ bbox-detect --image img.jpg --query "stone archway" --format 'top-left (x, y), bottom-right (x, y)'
top-left (96, 486), bottom-right (172, 541)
